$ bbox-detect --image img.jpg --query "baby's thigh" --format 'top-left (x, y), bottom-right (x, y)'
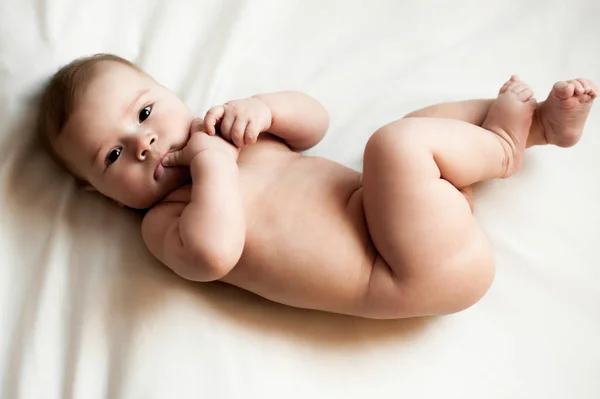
top-left (342, 188), bottom-right (411, 318)
top-left (358, 128), bottom-right (494, 317)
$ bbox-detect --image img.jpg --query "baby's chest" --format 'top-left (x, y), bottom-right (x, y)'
top-left (238, 151), bottom-right (361, 214)
top-left (239, 156), bottom-right (366, 251)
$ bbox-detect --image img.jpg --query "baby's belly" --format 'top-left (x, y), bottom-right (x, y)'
top-left (222, 156), bottom-right (377, 314)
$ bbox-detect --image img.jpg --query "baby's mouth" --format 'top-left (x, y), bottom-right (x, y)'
top-left (154, 153), bottom-right (168, 181)
top-left (153, 162), bottom-right (164, 181)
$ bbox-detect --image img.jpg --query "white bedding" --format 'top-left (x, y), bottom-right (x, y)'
top-left (1, 0), bottom-right (599, 398)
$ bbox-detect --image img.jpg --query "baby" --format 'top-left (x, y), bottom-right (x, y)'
top-left (38, 54), bottom-right (597, 319)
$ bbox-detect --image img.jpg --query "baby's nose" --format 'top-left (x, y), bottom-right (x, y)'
top-left (136, 133), bottom-right (158, 161)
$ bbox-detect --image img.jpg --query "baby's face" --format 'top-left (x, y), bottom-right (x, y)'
top-left (55, 61), bottom-right (193, 209)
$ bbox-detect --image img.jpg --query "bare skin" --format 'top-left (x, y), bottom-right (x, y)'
top-left (54, 61), bottom-right (597, 318)
top-left (149, 77), bottom-right (595, 318)
top-left (403, 77), bottom-right (597, 148)
top-left (404, 76), bottom-right (597, 208)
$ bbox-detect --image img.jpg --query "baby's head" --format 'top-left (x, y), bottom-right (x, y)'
top-left (38, 54), bottom-right (193, 209)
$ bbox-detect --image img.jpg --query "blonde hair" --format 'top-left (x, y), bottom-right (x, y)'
top-left (37, 53), bottom-right (140, 181)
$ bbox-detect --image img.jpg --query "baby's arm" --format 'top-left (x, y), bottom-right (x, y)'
top-left (252, 91), bottom-right (329, 151)
top-left (142, 135), bottom-right (244, 281)
top-left (204, 91), bottom-right (328, 151)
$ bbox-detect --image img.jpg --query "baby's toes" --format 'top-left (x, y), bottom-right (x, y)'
top-left (499, 75), bottom-right (522, 94)
top-left (552, 81), bottom-right (575, 99)
top-left (509, 82), bottom-right (533, 101)
top-left (571, 79), bottom-right (598, 103)
top-left (499, 81), bottom-right (511, 94)
top-left (576, 78), bottom-right (591, 92)
top-left (568, 79), bottom-right (585, 95)
top-left (579, 79), bottom-right (598, 98)
top-left (518, 87), bottom-right (534, 101)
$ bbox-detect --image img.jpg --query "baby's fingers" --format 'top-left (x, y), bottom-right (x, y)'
top-left (204, 105), bottom-right (225, 135)
top-left (244, 121), bottom-right (259, 145)
top-left (220, 109), bottom-right (236, 140)
top-left (231, 117), bottom-right (248, 148)
top-left (162, 150), bottom-right (185, 167)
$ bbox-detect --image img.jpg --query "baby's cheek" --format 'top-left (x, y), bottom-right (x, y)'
top-left (162, 99), bottom-right (193, 144)
top-left (116, 174), bottom-right (147, 206)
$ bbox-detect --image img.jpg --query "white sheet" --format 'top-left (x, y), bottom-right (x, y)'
top-left (2, 0), bottom-right (599, 398)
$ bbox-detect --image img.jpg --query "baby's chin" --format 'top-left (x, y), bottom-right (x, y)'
top-left (125, 171), bottom-right (190, 209)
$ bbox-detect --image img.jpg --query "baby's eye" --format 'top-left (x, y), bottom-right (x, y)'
top-left (105, 147), bottom-right (122, 166)
top-left (139, 105), bottom-right (152, 123)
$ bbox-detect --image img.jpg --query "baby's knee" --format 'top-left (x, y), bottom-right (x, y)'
top-left (365, 119), bottom-right (426, 162)
top-left (369, 119), bottom-right (421, 144)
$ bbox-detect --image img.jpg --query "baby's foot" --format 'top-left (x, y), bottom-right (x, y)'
top-left (482, 75), bottom-right (536, 178)
top-left (537, 78), bottom-right (597, 147)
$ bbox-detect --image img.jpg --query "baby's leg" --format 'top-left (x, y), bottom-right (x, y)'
top-left (360, 78), bottom-right (536, 318)
top-left (405, 76), bottom-right (597, 148)
top-left (406, 97), bottom-right (556, 149)
top-left (404, 99), bottom-right (494, 126)
top-left (402, 77), bottom-right (598, 211)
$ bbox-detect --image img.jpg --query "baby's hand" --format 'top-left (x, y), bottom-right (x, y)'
top-left (162, 118), bottom-right (239, 167)
top-left (204, 97), bottom-right (272, 148)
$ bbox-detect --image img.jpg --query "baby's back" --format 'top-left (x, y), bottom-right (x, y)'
top-left (163, 135), bottom-right (375, 314)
